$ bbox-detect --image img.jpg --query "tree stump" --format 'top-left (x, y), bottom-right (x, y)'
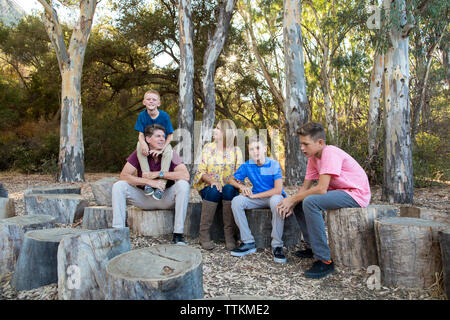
top-left (184, 202), bottom-right (225, 241)
top-left (105, 245), bottom-right (203, 300)
top-left (23, 184), bottom-right (81, 196)
top-left (327, 204), bottom-right (398, 269)
top-left (10, 228), bottom-right (86, 291)
top-left (90, 177), bottom-right (118, 206)
top-left (439, 228), bottom-right (450, 299)
top-left (82, 206), bottom-right (114, 230)
top-left (246, 209), bottom-right (301, 248)
top-left (400, 206), bottom-right (449, 225)
top-left (0, 198), bottom-right (15, 219)
top-left (375, 217), bottom-right (447, 289)
top-left (57, 227), bottom-right (131, 300)
top-left (24, 193), bottom-right (88, 224)
top-left (0, 214), bottom-right (56, 276)
top-left (127, 207), bottom-right (175, 236)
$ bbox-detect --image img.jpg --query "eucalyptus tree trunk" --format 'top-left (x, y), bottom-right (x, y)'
top-left (38, 0), bottom-right (97, 182)
top-left (382, 0), bottom-right (414, 204)
top-left (200, 0), bottom-right (236, 146)
top-left (178, 0), bottom-right (195, 173)
top-left (368, 53), bottom-right (384, 162)
top-left (283, 0), bottom-right (309, 186)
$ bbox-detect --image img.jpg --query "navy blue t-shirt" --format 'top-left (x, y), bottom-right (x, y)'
top-left (134, 109), bottom-right (174, 138)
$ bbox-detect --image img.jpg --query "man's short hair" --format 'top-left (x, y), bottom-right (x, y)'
top-left (248, 135), bottom-right (266, 147)
top-left (144, 124), bottom-right (166, 138)
top-left (144, 89), bottom-right (160, 100)
top-left (297, 122), bottom-right (326, 142)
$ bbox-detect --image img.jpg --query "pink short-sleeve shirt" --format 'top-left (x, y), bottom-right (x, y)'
top-left (305, 145), bottom-right (371, 207)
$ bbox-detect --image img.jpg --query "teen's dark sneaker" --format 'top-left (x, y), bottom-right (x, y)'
top-left (144, 185), bottom-right (154, 196)
top-left (231, 242), bottom-right (256, 257)
top-left (304, 260), bottom-right (335, 279)
top-left (295, 248), bottom-right (314, 259)
top-left (172, 233), bottom-right (187, 245)
top-left (153, 189), bottom-right (164, 200)
top-left (273, 247), bottom-right (287, 263)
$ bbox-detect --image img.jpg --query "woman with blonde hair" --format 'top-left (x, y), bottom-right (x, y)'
top-left (193, 119), bottom-right (243, 250)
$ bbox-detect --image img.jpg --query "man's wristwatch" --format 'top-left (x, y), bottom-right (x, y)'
top-left (159, 171), bottom-right (164, 178)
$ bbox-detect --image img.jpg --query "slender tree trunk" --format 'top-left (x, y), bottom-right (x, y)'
top-left (200, 0), bottom-right (236, 146)
top-left (368, 53), bottom-right (384, 162)
top-left (283, 0), bottom-right (309, 186)
top-left (178, 0), bottom-right (195, 173)
top-left (38, 0), bottom-right (96, 182)
top-left (382, 0), bottom-right (414, 204)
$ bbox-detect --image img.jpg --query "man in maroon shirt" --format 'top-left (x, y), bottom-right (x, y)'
top-left (112, 124), bottom-right (190, 245)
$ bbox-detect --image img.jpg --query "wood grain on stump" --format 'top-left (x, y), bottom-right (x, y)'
top-left (400, 206), bottom-right (449, 225)
top-left (246, 209), bottom-right (300, 248)
top-left (23, 184), bottom-right (81, 196)
top-left (90, 177), bottom-right (118, 206)
top-left (0, 214), bottom-right (56, 276)
top-left (0, 198), bottom-right (15, 219)
top-left (57, 227), bottom-right (131, 300)
top-left (375, 217), bottom-right (447, 289)
top-left (127, 207), bottom-right (174, 236)
top-left (439, 228), bottom-right (450, 299)
top-left (10, 228), bottom-right (85, 291)
top-left (327, 205), bottom-right (398, 269)
top-left (105, 245), bottom-right (203, 300)
top-left (24, 193), bottom-right (88, 224)
top-left (82, 206), bottom-right (114, 230)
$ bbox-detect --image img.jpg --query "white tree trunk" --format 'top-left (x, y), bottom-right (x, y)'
top-left (200, 0), bottom-right (236, 146)
top-left (178, 0), bottom-right (195, 172)
top-left (283, 0), bottom-right (309, 186)
top-left (382, 0), bottom-right (414, 204)
top-left (368, 53), bottom-right (384, 161)
top-left (38, 0), bottom-right (97, 182)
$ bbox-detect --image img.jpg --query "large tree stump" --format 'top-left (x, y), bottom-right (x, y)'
top-left (105, 245), bottom-right (203, 300)
top-left (24, 193), bottom-right (88, 224)
top-left (327, 205), bottom-right (398, 269)
top-left (0, 198), bottom-right (15, 219)
top-left (127, 207), bottom-right (175, 236)
top-left (10, 228), bottom-right (86, 291)
top-left (439, 228), bottom-right (450, 299)
top-left (0, 215), bottom-right (56, 276)
top-left (184, 202), bottom-right (225, 241)
top-left (246, 209), bottom-right (301, 248)
top-left (90, 177), bottom-right (118, 206)
top-left (57, 227), bottom-right (131, 300)
top-left (375, 217), bottom-right (447, 289)
top-left (400, 206), bottom-right (449, 225)
top-left (23, 184), bottom-right (81, 196)
top-left (82, 206), bottom-right (114, 230)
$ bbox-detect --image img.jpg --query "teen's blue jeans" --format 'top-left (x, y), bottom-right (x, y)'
top-left (200, 184), bottom-right (239, 203)
top-left (293, 190), bottom-right (360, 261)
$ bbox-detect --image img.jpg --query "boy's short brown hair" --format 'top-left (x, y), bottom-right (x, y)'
top-left (297, 122), bottom-right (326, 142)
top-left (248, 134), bottom-right (266, 147)
top-left (144, 89), bottom-right (161, 100)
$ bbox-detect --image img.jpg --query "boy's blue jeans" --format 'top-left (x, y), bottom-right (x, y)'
top-left (200, 184), bottom-right (239, 203)
top-left (293, 190), bottom-right (360, 261)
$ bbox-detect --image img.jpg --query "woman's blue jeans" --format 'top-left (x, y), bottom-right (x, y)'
top-left (200, 184), bottom-right (239, 203)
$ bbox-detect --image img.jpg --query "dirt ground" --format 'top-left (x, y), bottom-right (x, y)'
top-left (0, 172), bottom-right (448, 300)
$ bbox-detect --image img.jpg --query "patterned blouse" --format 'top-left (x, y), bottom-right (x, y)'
top-left (193, 142), bottom-right (244, 191)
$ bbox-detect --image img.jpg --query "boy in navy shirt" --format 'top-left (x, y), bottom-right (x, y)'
top-left (134, 90), bottom-right (174, 200)
top-left (228, 135), bottom-right (287, 263)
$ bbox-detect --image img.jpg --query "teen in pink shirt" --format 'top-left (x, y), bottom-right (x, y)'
top-left (277, 122), bottom-right (371, 279)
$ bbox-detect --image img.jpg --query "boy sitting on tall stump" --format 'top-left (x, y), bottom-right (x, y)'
top-left (277, 122), bottom-right (371, 279)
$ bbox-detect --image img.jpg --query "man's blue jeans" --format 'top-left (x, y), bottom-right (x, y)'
top-left (293, 190), bottom-right (360, 261)
top-left (200, 184), bottom-right (239, 203)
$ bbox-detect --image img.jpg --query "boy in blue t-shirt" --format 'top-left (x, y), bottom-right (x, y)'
top-left (228, 135), bottom-right (287, 263)
top-left (134, 90), bottom-right (174, 200)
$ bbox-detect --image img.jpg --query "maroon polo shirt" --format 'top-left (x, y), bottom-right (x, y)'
top-left (126, 150), bottom-right (183, 189)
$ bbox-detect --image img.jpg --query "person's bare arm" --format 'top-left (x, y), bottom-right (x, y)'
top-left (138, 132), bottom-right (149, 156)
top-left (119, 162), bottom-right (164, 190)
top-left (277, 175), bottom-right (332, 218)
top-left (229, 176), bottom-right (252, 197)
top-left (160, 163), bottom-right (190, 182)
top-left (248, 179), bottom-right (283, 199)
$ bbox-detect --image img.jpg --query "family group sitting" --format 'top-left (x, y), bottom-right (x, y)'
top-left (111, 90), bottom-right (371, 279)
